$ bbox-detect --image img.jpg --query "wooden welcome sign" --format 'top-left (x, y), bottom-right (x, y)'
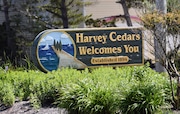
top-left (31, 27), bottom-right (143, 72)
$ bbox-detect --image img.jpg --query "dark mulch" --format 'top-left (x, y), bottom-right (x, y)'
top-left (0, 101), bottom-right (67, 114)
top-left (1, 101), bottom-right (180, 114)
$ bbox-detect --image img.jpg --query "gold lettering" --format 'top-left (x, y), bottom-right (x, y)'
top-left (104, 47), bottom-right (113, 53)
top-left (124, 45), bottom-right (139, 53)
top-left (131, 34), bottom-right (136, 40)
top-left (134, 46), bottom-right (139, 52)
top-left (91, 36), bottom-right (97, 43)
top-left (91, 56), bottom-right (129, 64)
top-left (126, 34), bottom-right (133, 40)
top-left (98, 36), bottom-right (102, 42)
top-left (102, 36), bottom-right (107, 44)
top-left (99, 48), bottom-right (104, 54)
top-left (116, 35), bottom-right (122, 41)
top-left (78, 46), bottom-right (122, 55)
top-left (76, 33), bottom-right (107, 44)
top-left (79, 46), bottom-right (87, 55)
top-left (92, 46), bottom-right (95, 54)
top-left (109, 32), bottom-right (116, 42)
top-left (109, 32), bottom-right (141, 42)
top-left (84, 36), bottom-right (89, 42)
top-left (117, 47), bottom-right (122, 53)
top-left (124, 45), bottom-right (129, 53)
top-left (87, 48), bottom-right (92, 55)
top-left (95, 48), bottom-right (99, 54)
top-left (136, 34), bottom-right (141, 40)
top-left (112, 47), bottom-right (117, 53)
top-left (76, 33), bottom-right (83, 43)
top-left (121, 33), bottom-right (127, 40)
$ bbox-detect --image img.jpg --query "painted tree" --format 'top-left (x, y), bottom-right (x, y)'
top-left (53, 40), bottom-right (62, 51)
top-left (141, 0), bottom-right (180, 109)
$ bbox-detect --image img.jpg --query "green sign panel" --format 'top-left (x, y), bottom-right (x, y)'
top-left (32, 27), bottom-right (143, 72)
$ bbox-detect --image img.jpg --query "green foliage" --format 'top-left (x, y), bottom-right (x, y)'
top-left (167, 0), bottom-right (180, 12)
top-left (0, 69), bottom-right (61, 107)
top-left (118, 66), bottom-right (173, 114)
top-left (141, 1), bottom-right (180, 109)
top-left (40, 0), bottom-right (92, 28)
top-left (0, 65), bottom-right (174, 113)
top-left (56, 66), bottom-right (172, 114)
top-left (119, 83), bottom-right (165, 114)
top-left (0, 69), bottom-right (15, 106)
top-left (58, 78), bottom-right (119, 114)
top-left (0, 53), bottom-right (38, 71)
top-left (124, 0), bottom-right (155, 8)
top-left (85, 18), bottom-right (117, 28)
top-left (0, 81), bottom-right (15, 106)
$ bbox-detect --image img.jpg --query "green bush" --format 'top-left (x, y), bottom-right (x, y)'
top-left (58, 78), bottom-right (120, 114)
top-left (30, 73), bottom-right (62, 106)
top-left (0, 68), bottom-right (15, 106)
top-left (57, 66), bottom-right (172, 114)
top-left (119, 83), bottom-right (165, 114)
top-left (0, 69), bottom-right (62, 107)
top-left (0, 81), bottom-right (15, 106)
top-left (119, 66), bottom-right (171, 114)
top-left (0, 65), bottom-right (174, 113)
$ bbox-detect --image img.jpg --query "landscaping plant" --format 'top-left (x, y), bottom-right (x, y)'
top-left (0, 65), bottom-right (175, 114)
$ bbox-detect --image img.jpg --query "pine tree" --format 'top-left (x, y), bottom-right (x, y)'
top-left (40, 0), bottom-right (92, 28)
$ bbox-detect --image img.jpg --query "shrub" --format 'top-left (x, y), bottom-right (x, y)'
top-left (119, 83), bottom-right (165, 114)
top-left (57, 66), bottom-right (172, 114)
top-left (0, 81), bottom-right (15, 106)
top-left (119, 65), bottom-right (171, 114)
top-left (0, 65), bottom-right (174, 113)
top-left (30, 73), bottom-right (62, 106)
top-left (58, 78), bottom-right (120, 114)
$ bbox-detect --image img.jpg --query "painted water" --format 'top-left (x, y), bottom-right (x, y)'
top-left (38, 44), bottom-right (74, 71)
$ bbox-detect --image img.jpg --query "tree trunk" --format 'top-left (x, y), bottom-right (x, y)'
top-left (155, 0), bottom-right (167, 72)
top-left (3, 0), bottom-right (11, 48)
top-left (117, 0), bottom-right (132, 26)
top-left (174, 63), bottom-right (180, 109)
top-left (61, 0), bottom-right (69, 28)
top-left (176, 76), bottom-right (180, 109)
top-left (3, 0), bottom-right (16, 60)
top-left (168, 55), bottom-right (180, 109)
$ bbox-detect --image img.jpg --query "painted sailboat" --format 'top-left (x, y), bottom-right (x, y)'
top-left (41, 44), bottom-right (50, 50)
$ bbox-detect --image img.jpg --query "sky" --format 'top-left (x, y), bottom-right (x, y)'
top-left (39, 31), bottom-right (73, 46)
